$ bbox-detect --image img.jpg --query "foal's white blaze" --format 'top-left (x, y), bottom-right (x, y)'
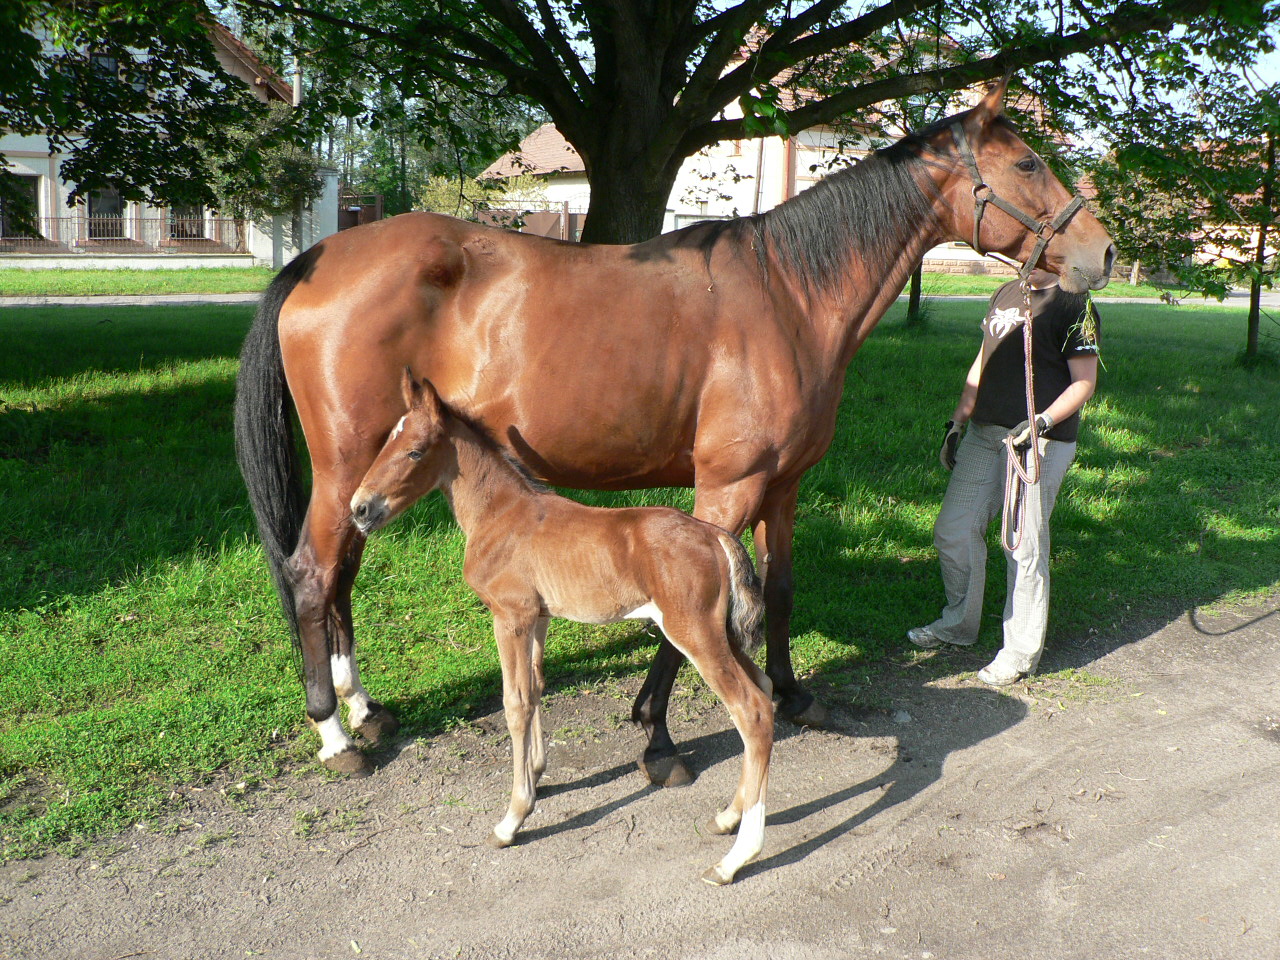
top-left (709, 801), bottom-right (766, 885)
top-left (331, 654), bottom-right (373, 728)
top-left (313, 714), bottom-right (356, 761)
top-left (389, 414), bottom-right (408, 441)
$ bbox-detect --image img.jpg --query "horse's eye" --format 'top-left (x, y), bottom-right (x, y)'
top-left (407, 450), bottom-right (423, 462)
top-left (1017, 157), bottom-right (1037, 173)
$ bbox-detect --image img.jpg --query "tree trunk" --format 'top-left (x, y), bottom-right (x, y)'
top-left (1248, 129), bottom-right (1275, 359)
top-left (1130, 259), bottom-right (1141, 285)
top-left (906, 264), bottom-right (924, 323)
top-left (579, 157), bottom-right (681, 244)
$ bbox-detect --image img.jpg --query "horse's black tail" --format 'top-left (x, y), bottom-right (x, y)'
top-left (233, 251), bottom-right (317, 649)
top-left (718, 531), bottom-right (765, 656)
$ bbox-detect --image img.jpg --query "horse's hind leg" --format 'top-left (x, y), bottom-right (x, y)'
top-left (330, 537), bottom-right (399, 744)
top-left (489, 607), bottom-right (542, 847)
top-left (291, 486), bottom-right (372, 776)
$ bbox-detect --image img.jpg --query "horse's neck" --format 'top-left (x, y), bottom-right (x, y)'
top-left (806, 226), bottom-right (942, 372)
top-left (441, 427), bottom-right (536, 541)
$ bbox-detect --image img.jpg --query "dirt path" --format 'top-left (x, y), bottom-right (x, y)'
top-left (3, 599), bottom-right (1278, 960)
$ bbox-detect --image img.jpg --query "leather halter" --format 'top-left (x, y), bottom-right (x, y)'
top-left (949, 121), bottom-right (1085, 281)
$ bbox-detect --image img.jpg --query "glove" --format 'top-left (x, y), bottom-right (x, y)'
top-left (1008, 413), bottom-right (1053, 452)
top-left (939, 420), bottom-right (963, 471)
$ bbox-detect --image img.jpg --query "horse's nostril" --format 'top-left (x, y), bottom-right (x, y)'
top-left (1104, 243), bottom-right (1117, 276)
top-left (354, 502), bottom-right (368, 519)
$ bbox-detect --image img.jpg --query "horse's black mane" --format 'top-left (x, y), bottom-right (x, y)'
top-left (752, 137), bottom-right (938, 294)
top-left (670, 131), bottom-right (942, 297)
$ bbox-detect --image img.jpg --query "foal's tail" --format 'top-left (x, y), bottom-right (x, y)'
top-left (232, 250), bottom-right (317, 646)
top-left (718, 531), bottom-right (765, 656)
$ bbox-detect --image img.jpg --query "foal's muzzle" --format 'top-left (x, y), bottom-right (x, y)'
top-left (350, 492), bottom-right (390, 534)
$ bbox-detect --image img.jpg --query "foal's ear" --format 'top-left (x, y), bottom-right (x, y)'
top-left (401, 366), bottom-right (422, 410)
top-left (972, 74), bottom-right (1011, 125)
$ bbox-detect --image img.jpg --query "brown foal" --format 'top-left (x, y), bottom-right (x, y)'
top-left (350, 370), bottom-right (774, 885)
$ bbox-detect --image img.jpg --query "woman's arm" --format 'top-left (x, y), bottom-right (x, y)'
top-left (949, 348), bottom-right (985, 424)
top-left (1038, 354), bottom-right (1099, 430)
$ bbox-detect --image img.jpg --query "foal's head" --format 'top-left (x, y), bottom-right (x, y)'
top-left (350, 368), bottom-right (452, 535)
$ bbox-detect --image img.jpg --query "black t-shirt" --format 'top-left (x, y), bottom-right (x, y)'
top-left (971, 280), bottom-right (1100, 443)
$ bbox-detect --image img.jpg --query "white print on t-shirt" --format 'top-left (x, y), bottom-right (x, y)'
top-left (984, 306), bottom-right (1026, 341)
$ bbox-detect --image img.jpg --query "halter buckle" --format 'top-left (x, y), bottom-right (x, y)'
top-left (971, 183), bottom-right (993, 202)
top-left (1036, 221), bottom-right (1056, 241)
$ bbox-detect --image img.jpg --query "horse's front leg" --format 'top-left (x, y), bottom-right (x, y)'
top-left (631, 477), bottom-right (765, 787)
top-left (330, 536), bottom-right (399, 745)
top-left (489, 606), bottom-right (542, 847)
top-left (753, 480), bottom-right (826, 726)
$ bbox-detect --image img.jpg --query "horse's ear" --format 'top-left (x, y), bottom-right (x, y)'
top-left (402, 366), bottom-right (421, 410)
top-left (972, 73), bottom-right (1011, 125)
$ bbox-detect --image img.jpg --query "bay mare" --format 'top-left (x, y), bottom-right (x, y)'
top-left (350, 370), bottom-right (773, 884)
top-left (234, 81), bottom-right (1115, 782)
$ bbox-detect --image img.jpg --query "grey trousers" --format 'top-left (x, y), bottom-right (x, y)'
top-left (926, 420), bottom-right (1076, 674)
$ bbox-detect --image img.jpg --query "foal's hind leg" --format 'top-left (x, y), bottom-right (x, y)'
top-left (631, 478), bottom-right (765, 787)
top-left (667, 615), bottom-right (774, 885)
top-left (489, 607), bottom-right (542, 847)
top-left (330, 537), bottom-right (399, 744)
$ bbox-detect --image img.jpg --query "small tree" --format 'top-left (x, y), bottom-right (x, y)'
top-left (207, 102), bottom-right (325, 253)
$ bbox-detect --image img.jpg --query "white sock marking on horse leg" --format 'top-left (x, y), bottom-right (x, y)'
top-left (713, 801), bottom-right (766, 882)
top-left (313, 714), bottom-right (357, 761)
top-left (331, 654), bottom-right (373, 728)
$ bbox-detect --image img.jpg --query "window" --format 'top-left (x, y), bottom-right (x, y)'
top-left (88, 187), bottom-right (125, 239)
top-left (168, 204), bottom-right (205, 240)
top-left (0, 175), bottom-right (40, 238)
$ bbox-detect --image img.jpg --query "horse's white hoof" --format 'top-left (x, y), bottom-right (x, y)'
top-left (701, 864), bottom-right (735, 886)
top-left (487, 831), bottom-right (516, 849)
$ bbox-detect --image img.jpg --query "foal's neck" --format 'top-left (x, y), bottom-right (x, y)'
top-left (440, 421), bottom-right (540, 539)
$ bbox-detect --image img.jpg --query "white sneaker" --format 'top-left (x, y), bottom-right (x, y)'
top-left (907, 626), bottom-right (945, 649)
top-left (977, 660), bottom-right (1027, 687)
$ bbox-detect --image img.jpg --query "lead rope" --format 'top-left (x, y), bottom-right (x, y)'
top-left (1000, 276), bottom-right (1040, 553)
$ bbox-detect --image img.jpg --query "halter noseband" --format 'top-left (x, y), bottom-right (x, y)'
top-left (949, 121), bottom-right (1085, 281)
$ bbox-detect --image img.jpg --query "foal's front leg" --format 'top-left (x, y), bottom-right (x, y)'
top-left (488, 607), bottom-right (543, 848)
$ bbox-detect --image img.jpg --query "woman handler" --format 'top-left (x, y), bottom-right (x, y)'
top-left (908, 268), bottom-right (1100, 686)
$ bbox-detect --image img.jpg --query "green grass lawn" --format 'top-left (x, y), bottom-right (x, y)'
top-left (0, 264), bottom-right (1192, 300)
top-left (915, 271), bottom-right (1186, 300)
top-left (1, 300), bottom-right (1276, 859)
top-left (0, 266), bottom-right (274, 297)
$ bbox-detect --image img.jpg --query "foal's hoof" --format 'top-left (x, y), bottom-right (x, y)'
top-left (486, 831), bottom-right (516, 849)
top-left (638, 752), bottom-right (695, 788)
top-left (322, 748), bottom-right (374, 778)
top-left (354, 703), bottom-right (400, 744)
top-left (701, 864), bottom-right (736, 886)
top-left (778, 692), bottom-right (828, 728)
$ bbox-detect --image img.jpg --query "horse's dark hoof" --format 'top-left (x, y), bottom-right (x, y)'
top-left (354, 703), bottom-right (400, 744)
top-left (638, 752), bottom-right (695, 787)
top-left (778, 691), bottom-right (828, 728)
top-left (323, 748), bottom-right (374, 777)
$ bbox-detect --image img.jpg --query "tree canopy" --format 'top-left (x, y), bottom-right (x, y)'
top-left (230, 0), bottom-right (1280, 241)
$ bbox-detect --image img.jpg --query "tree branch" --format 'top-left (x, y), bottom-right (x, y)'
top-left (678, 0), bottom-right (1220, 154)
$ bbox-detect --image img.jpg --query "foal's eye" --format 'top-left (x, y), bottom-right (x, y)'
top-left (407, 450), bottom-right (423, 462)
top-left (1016, 157), bottom-right (1038, 173)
